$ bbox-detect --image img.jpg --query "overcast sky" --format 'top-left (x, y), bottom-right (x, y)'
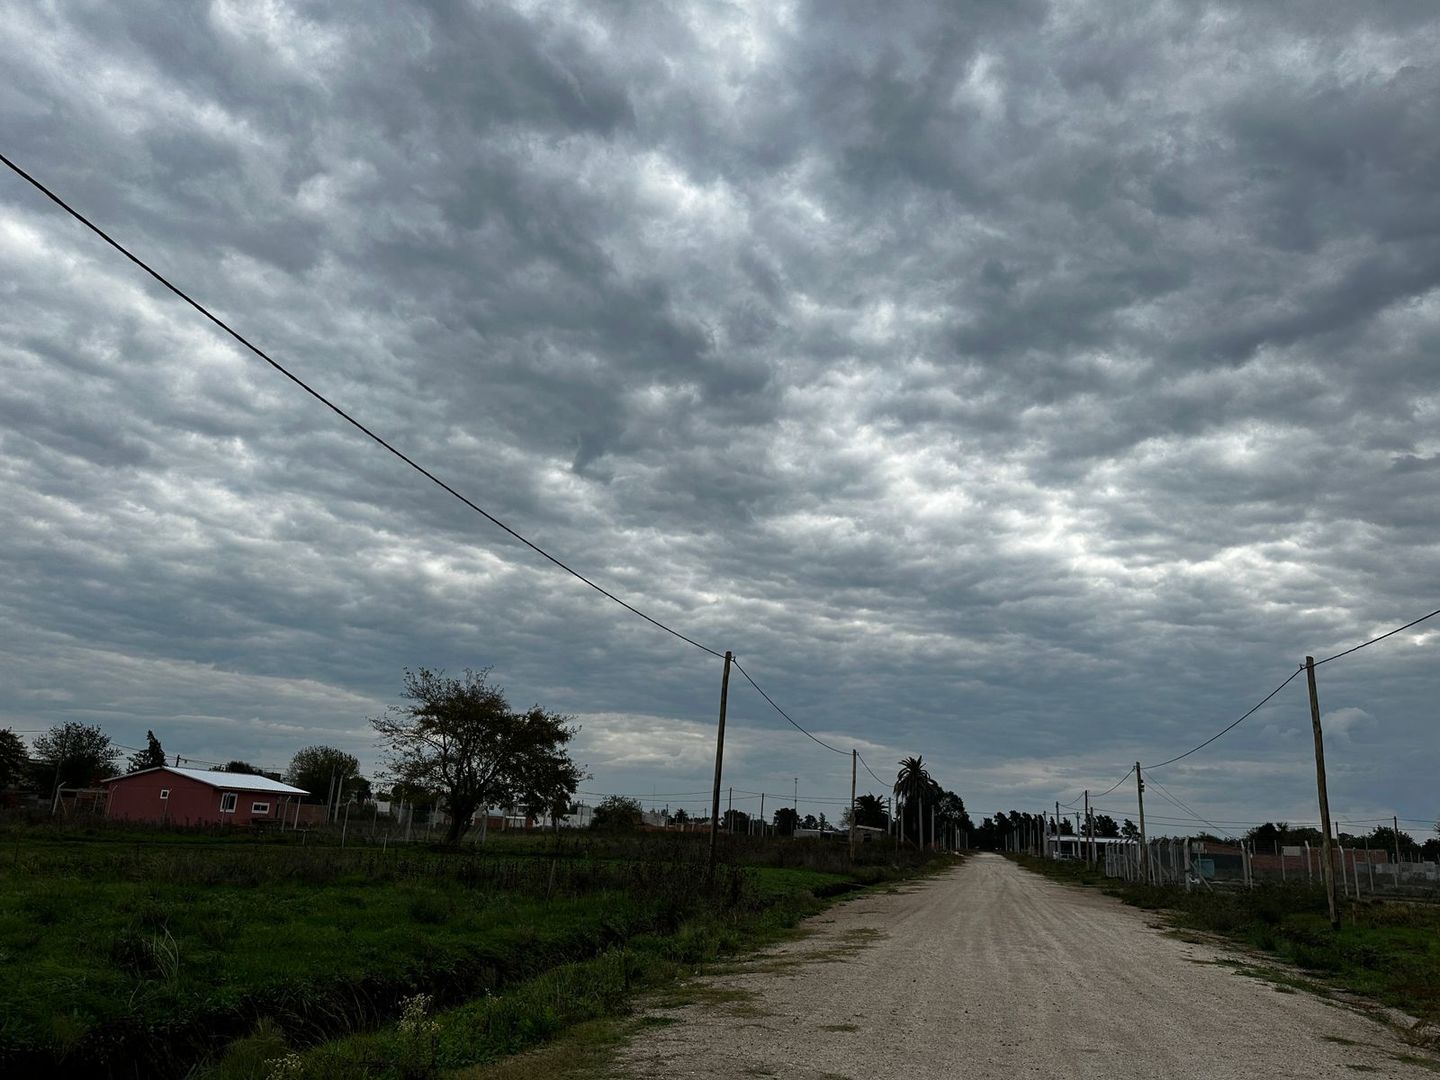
top-left (2, 1), bottom-right (1438, 836)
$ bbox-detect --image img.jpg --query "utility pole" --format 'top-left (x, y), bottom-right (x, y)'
top-left (891, 796), bottom-right (898, 852)
top-left (759, 792), bottom-right (765, 837)
top-left (1305, 656), bottom-right (1340, 929)
top-left (1055, 801), bottom-right (1061, 859)
top-left (1084, 790), bottom-right (1092, 867)
top-left (1135, 763), bottom-right (1149, 884)
top-left (707, 650), bottom-right (734, 878)
top-left (849, 749), bottom-right (857, 862)
top-left (1394, 814), bottom-right (1402, 868)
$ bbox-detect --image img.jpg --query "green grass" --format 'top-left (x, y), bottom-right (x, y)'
top-left (1014, 855), bottom-right (1440, 1028)
top-left (0, 823), bottom-right (940, 1077)
top-left (241, 861), bottom-right (928, 1079)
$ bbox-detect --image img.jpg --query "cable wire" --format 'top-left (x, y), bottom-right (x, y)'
top-left (0, 152), bottom-right (724, 661)
top-left (1058, 765), bottom-right (1135, 811)
top-left (730, 659), bottom-right (848, 755)
top-left (856, 751), bottom-right (889, 789)
top-left (1144, 666), bottom-right (1303, 771)
top-left (1146, 777), bottom-right (1239, 840)
top-left (1313, 606), bottom-right (1440, 667)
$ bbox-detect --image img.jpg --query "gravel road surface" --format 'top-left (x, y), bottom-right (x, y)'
top-left (616, 852), bottom-right (1437, 1079)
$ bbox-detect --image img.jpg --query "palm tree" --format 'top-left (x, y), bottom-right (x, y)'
top-left (893, 756), bottom-right (940, 847)
top-left (852, 792), bottom-right (889, 829)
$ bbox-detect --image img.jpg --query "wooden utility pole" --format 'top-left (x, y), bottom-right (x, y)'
top-left (1135, 763), bottom-right (1149, 884)
top-left (707, 650), bottom-right (733, 878)
top-left (1054, 801), bottom-right (1061, 859)
top-left (1084, 789), bottom-right (1093, 867)
top-left (1394, 814), bottom-right (1402, 869)
top-left (1305, 656), bottom-right (1340, 929)
top-left (759, 792), bottom-right (765, 837)
top-left (849, 749), bottom-right (857, 861)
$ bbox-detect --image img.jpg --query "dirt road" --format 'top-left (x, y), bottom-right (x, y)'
top-left (616, 853), bottom-right (1436, 1079)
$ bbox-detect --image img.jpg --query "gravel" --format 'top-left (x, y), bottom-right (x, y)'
top-left (616, 852), bottom-right (1438, 1079)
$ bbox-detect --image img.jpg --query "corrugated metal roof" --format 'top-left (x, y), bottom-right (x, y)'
top-left (102, 765), bottom-right (308, 795)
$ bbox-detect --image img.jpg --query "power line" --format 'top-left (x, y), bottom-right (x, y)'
top-left (730, 658), bottom-right (848, 755)
top-left (576, 789), bottom-right (711, 799)
top-left (1146, 777), bottom-right (1239, 841)
top-left (1144, 666), bottom-right (1303, 771)
top-left (0, 151), bottom-right (725, 662)
top-left (856, 751), bottom-right (889, 789)
top-left (1313, 606), bottom-right (1440, 667)
top-left (1058, 765), bottom-right (1134, 811)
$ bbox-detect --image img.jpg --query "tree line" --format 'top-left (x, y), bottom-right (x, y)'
top-left (0, 668), bottom-right (587, 846)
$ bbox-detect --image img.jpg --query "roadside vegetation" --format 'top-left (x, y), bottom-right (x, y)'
top-left (0, 821), bottom-right (941, 1078)
top-left (1014, 854), bottom-right (1440, 1031)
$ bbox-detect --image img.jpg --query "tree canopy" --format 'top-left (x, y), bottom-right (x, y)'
top-left (33, 722), bottom-right (118, 789)
top-left (372, 668), bottom-right (585, 844)
top-left (0, 728), bottom-right (29, 792)
top-left (893, 755), bottom-right (942, 843)
top-left (127, 730), bottom-right (167, 773)
top-left (285, 745), bottom-right (361, 804)
top-left (852, 792), bottom-right (889, 829)
top-left (591, 794), bottom-right (644, 831)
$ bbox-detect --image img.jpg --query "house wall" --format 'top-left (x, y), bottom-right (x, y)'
top-left (106, 771), bottom-right (289, 826)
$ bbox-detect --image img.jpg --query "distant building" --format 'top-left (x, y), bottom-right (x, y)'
top-left (101, 766), bottom-right (307, 826)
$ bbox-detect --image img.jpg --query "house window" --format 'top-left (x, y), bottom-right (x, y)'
top-left (220, 792), bottom-right (237, 813)
top-left (159, 789), bottom-right (170, 800)
top-left (251, 802), bottom-right (270, 815)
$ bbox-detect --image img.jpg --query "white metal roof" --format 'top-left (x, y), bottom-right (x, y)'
top-left (102, 765), bottom-right (308, 795)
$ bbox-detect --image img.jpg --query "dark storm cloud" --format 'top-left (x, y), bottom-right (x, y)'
top-left (2, 0), bottom-right (1438, 829)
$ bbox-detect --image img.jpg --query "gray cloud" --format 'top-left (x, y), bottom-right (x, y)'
top-left (1, 0), bottom-right (1437, 831)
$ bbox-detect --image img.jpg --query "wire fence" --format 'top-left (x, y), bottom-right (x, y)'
top-left (1096, 837), bottom-right (1440, 899)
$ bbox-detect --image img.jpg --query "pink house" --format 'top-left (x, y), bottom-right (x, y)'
top-left (101, 766), bottom-right (308, 826)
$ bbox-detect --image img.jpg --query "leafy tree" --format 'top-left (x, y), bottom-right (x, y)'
top-left (1091, 814), bottom-right (1120, 839)
top-left (1364, 826), bottom-right (1417, 859)
top-left (222, 760), bottom-right (281, 780)
top-left (591, 794), bottom-right (644, 831)
top-left (936, 790), bottom-right (973, 839)
top-left (1057, 818), bottom-right (1074, 836)
top-left (800, 813), bottom-right (818, 830)
top-left (1120, 818), bottom-right (1140, 840)
top-left (33, 722), bottom-right (119, 789)
top-left (672, 807), bottom-right (690, 825)
top-left (773, 806), bottom-right (798, 835)
top-left (723, 808), bottom-right (751, 833)
top-left (127, 730), bottom-right (167, 773)
top-left (0, 728), bottom-right (30, 792)
top-left (285, 745), bottom-right (361, 804)
top-left (373, 668), bottom-right (584, 844)
top-left (852, 793), bottom-right (889, 829)
top-left (518, 750), bottom-right (586, 829)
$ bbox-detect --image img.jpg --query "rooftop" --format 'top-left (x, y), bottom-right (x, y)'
top-left (102, 765), bottom-right (308, 795)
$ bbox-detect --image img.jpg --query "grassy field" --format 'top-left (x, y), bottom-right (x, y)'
top-left (0, 822), bottom-right (934, 1078)
top-left (1014, 854), bottom-right (1440, 1031)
